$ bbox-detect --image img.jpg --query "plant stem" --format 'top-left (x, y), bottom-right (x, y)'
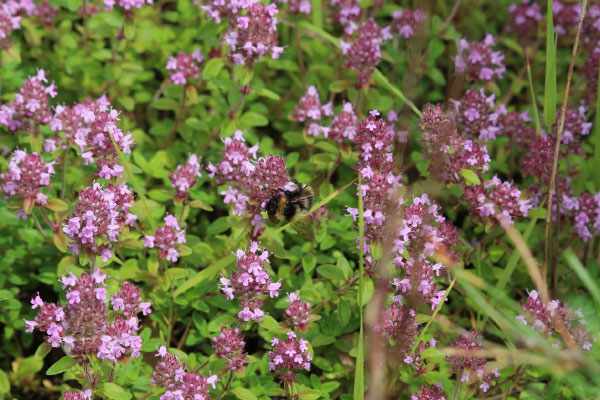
top-left (32, 213), bottom-right (48, 239)
top-left (452, 376), bottom-right (462, 400)
top-left (544, 0), bottom-right (588, 287)
top-left (38, 207), bottom-right (56, 231)
top-left (218, 371), bottom-right (234, 399)
top-left (110, 22), bottom-right (126, 63)
top-left (60, 148), bottom-right (68, 200)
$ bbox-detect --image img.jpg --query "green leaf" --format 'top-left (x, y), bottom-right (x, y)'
top-left (46, 356), bottom-right (76, 375)
top-left (311, 0), bottom-right (322, 29)
top-left (526, 58), bottom-right (542, 136)
top-left (460, 169), bottom-right (481, 185)
top-left (33, 342), bottom-right (52, 361)
top-left (298, 388), bottom-right (321, 400)
top-left (188, 199), bottom-right (213, 211)
top-left (259, 314), bottom-right (280, 330)
top-left (317, 264), bottom-right (346, 281)
top-left (231, 387), bottom-right (258, 400)
top-left (0, 369), bottom-right (9, 394)
top-left (329, 80), bottom-right (350, 93)
top-left (15, 357), bottom-right (43, 378)
top-left (174, 254), bottom-right (236, 296)
top-left (102, 383), bottom-right (132, 400)
top-left (207, 216), bottom-right (230, 235)
top-left (372, 70), bottom-right (421, 118)
top-left (240, 111), bottom-right (269, 127)
top-left (358, 278), bottom-right (374, 306)
top-left (203, 58), bottom-right (224, 80)
top-left (563, 250), bottom-right (600, 307)
top-left (154, 98), bottom-right (179, 111)
top-left (44, 198), bottom-right (69, 212)
top-left (302, 253), bottom-right (317, 273)
top-left (255, 87), bottom-right (280, 100)
top-left (544, 0), bottom-right (557, 127)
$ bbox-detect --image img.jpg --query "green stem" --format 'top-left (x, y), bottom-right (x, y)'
top-left (353, 173), bottom-right (365, 400)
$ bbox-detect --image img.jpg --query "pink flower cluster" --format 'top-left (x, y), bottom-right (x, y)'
top-left (553, 0), bottom-right (580, 38)
top-left (212, 326), bottom-right (248, 371)
top-left (340, 19), bottom-right (392, 86)
top-left (219, 2), bottom-right (283, 66)
top-left (506, 0), bottom-right (543, 45)
top-left (166, 50), bottom-right (203, 85)
top-left (464, 176), bottom-right (531, 226)
top-left (302, 101), bottom-right (357, 142)
top-left (207, 130), bottom-right (293, 232)
top-left (391, 194), bottom-right (458, 309)
top-left (375, 301), bottom-right (419, 363)
top-left (0, 3), bottom-right (21, 50)
top-left (285, 292), bottom-right (311, 330)
top-left (446, 330), bottom-right (499, 393)
top-left (392, 8), bottom-right (426, 38)
top-left (330, 0), bottom-right (361, 35)
top-left (276, 0), bottom-right (310, 14)
top-left (268, 331), bottom-right (312, 384)
top-left (63, 390), bottom-right (93, 400)
top-left (0, 69), bottom-right (57, 133)
top-left (25, 271), bottom-right (150, 364)
top-left (202, 0), bottom-right (258, 24)
top-left (497, 107), bottom-right (535, 145)
top-left (455, 34), bottom-right (505, 81)
top-left (517, 290), bottom-right (594, 351)
top-left (411, 384), bottom-right (446, 400)
top-left (144, 214), bottom-right (187, 262)
top-left (69, 96), bottom-right (133, 179)
top-left (291, 86), bottom-right (333, 123)
top-left (169, 154), bottom-right (202, 203)
top-left (451, 89), bottom-right (500, 142)
top-left (152, 346), bottom-right (217, 400)
top-left (219, 242), bottom-right (281, 322)
top-left (102, 0), bottom-right (153, 11)
top-left (347, 111), bottom-right (402, 244)
top-left (63, 182), bottom-right (137, 261)
top-left (1, 149), bottom-right (55, 207)
top-left (584, 47), bottom-right (599, 106)
top-left (562, 192), bottom-right (600, 242)
top-left (553, 106), bottom-right (592, 152)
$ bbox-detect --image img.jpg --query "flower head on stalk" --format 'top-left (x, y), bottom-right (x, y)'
top-left (219, 242), bottom-right (281, 322)
top-left (223, 3), bottom-right (283, 66)
top-left (71, 96), bottom-right (134, 179)
top-left (451, 89), bottom-right (500, 142)
top-left (375, 301), bottom-right (419, 363)
top-left (169, 154), bottom-right (202, 203)
top-left (392, 8), bottom-right (426, 38)
top-left (63, 182), bottom-right (137, 262)
top-left (340, 19), bottom-right (392, 86)
top-left (102, 0), bottom-right (153, 11)
top-left (1, 149), bottom-right (55, 210)
top-left (166, 50), bottom-right (203, 85)
top-left (562, 192), bottom-right (600, 242)
top-left (275, 0), bottom-right (310, 14)
top-left (152, 346), bottom-right (218, 400)
top-left (0, 69), bottom-right (57, 134)
top-left (446, 330), bottom-right (499, 393)
top-left (63, 390), bottom-right (93, 400)
top-left (291, 86), bottom-right (333, 123)
top-left (24, 271), bottom-right (150, 365)
top-left (411, 383), bottom-right (446, 400)
top-left (0, 4), bottom-right (21, 50)
top-left (268, 331), bottom-right (312, 384)
top-left (506, 0), bottom-right (543, 46)
top-left (144, 214), bottom-right (187, 263)
top-left (517, 290), bottom-right (595, 350)
top-left (455, 33), bottom-right (505, 81)
top-left (212, 326), bottom-right (248, 372)
top-left (330, 0), bottom-right (361, 34)
top-left (285, 292), bottom-right (311, 330)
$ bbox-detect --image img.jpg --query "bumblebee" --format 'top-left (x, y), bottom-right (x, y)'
top-left (265, 176), bottom-right (323, 241)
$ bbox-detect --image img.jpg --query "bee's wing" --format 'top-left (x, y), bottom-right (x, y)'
top-left (289, 217), bottom-right (315, 242)
top-left (306, 173), bottom-right (326, 197)
top-left (290, 173), bottom-right (326, 202)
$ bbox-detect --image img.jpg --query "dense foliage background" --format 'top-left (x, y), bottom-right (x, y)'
top-left (1, 0), bottom-right (600, 399)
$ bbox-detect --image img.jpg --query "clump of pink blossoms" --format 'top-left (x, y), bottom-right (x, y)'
top-left (63, 182), bottom-right (137, 261)
top-left (285, 292), bottom-right (311, 331)
top-left (268, 331), bottom-right (312, 384)
top-left (63, 390), bottom-right (93, 400)
top-left (212, 326), bottom-right (248, 372)
top-left (291, 86), bottom-right (333, 123)
top-left (506, 0), bottom-right (543, 45)
top-left (411, 384), bottom-right (446, 400)
top-left (0, 3), bottom-right (21, 49)
top-left (392, 8), bottom-right (426, 38)
top-left (144, 214), bottom-right (187, 262)
top-left (517, 290), bottom-right (595, 350)
top-left (375, 301), bottom-right (419, 363)
top-left (562, 192), bottom-right (600, 242)
top-left (219, 241), bottom-right (281, 322)
top-left (1, 149), bottom-right (55, 209)
top-left (24, 271), bottom-right (150, 364)
top-left (153, 346), bottom-right (217, 400)
top-left (103, 0), bottom-right (153, 11)
top-left (330, 0), bottom-right (361, 34)
top-left (446, 330), bottom-right (499, 393)
top-left (0, 69), bottom-right (57, 134)
top-left (222, 2), bottom-right (284, 66)
top-left (451, 89), bottom-right (500, 142)
top-left (71, 96), bottom-right (134, 179)
top-left (202, 0), bottom-right (258, 24)
top-left (341, 19), bottom-right (392, 86)
top-left (169, 154), bottom-right (202, 203)
top-left (207, 130), bottom-right (293, 235)
top-left (166, 49), bottom-right (203, 85)
top-left (276, 0), bottom-right (310, 14)
top-left (455, 33), bottom-right (505, 81)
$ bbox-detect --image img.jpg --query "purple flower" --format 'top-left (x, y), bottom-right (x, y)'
top-left (455, 34), bottom-right (505, 81)
top-left (143, 214), bottom-right (186, 262)
top-left (166, 50), bottom-right (203, 86)
top-left (1, 149), bottom-right (55, 210)
top-left (268, 331), bottom-right (312, 384)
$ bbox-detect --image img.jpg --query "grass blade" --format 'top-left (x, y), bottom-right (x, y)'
top-left (353, 174), bottom-right (365, 400)
top-left (526, 54), bottom-right (543, 136)
top-left (413, 277), bottom-right (456, 350)
top-left (562, 250), bottom-right (600, 307)
top-left (311, 0), bottom-right (322, 29)
top-left (544, 0), bottom-right (557, 127)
